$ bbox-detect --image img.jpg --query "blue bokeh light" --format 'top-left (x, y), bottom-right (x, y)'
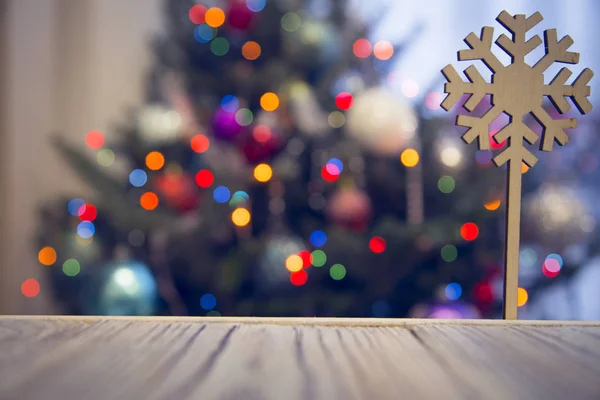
top-left (546, 253), bottom-right (564, 267)
top-left (129, 169), bottom-right (147, 187)
top-left (213, 186), bottom-right (231, 203)
top-left (68, 198), bottom-right (85, 216)
top-left (246, 0), bottom-right (266, 12)
top-left (200, 293), bottom-right (217, 310)
top-left (310, 230), bottom-right (328, 247)
top-left (327, 158), bottom-right (344, 173)
top-left (445, 282), bottom-right (462, 301)
top-left (77, 221), bottom-right (95, 239)
top-left (194, 24), bottom-right (215, 43)
top-left (221, 95), bottom-right (239, 112)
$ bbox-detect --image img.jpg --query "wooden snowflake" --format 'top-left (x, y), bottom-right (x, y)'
top-left (440, 11), bottom-right (593, 320)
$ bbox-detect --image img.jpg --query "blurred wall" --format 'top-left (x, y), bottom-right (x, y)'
top-left (0, 0), bottom-right (162, 314)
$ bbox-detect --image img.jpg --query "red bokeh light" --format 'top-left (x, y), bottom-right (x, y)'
top-left (321, 166), bottom-right (339, 182)
top-left (542, 260), bottom-right (560, 278)
top-left (353, 38), bottom-right (372, 58)
top-left (474, 283), bottom-right (493, 303)
top-left (369, 236), bottom-right (386, 253)
top-left (78, 204), bottom-right (97, 222)
top-left (195, 170), bottom-right (214, 188)
top-left (189, 5), bottom-right (207, 24)
top-left (253, 125), bottom-right (272, 143)
top-left (191, 134), bottom-right (210, 153)
top-left (489, 130), bottom-right (506, 149)
top-left (21, 278), bottom-right (40, 298)
top-left (86, 130), bottom-right (104, 149)
top-left (290, 270), bottom-right (308, 286)
top-left (335, 92), bottom-right (353, 110)
top-left (298, 250), bottom-right (312, 268)
top-left (460, 222), bottom-right (479, 241)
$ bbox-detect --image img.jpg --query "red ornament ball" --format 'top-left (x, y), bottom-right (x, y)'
top-left (240, 126), bottom-right (285, 164)
top-left (227, 0), bottom-right (256, 31)
top-left (290, 269), bottom-right (308, 286)
top-left (460, 222), bottom-right (479, 241)
top-left (369, 236), bottom-right (386, 253)
top-left (155, 173), bottom-right (199, 213)
top-left (335, 92), bottom-right (353, 110)
top-left (325, 187), bottom-right (372, 231)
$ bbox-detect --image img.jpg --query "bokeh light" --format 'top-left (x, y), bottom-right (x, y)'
top-left (476, 150), bottom-right (493, 167)
top-left (221, 95), bottom-right (239, 112)
top-left (189, 5), bottom-right (206, 24)
top-left (254, 163), bottom-right (273, 183)
top-left (232, 208), bottom-right (251, 227)
top-left (21, 278), bottom-right (40, 298)
top-left (235, 108), bottom-right (253, 126)
top-left (260, 92), bottom-right (279, 112)
top-left (38, 246), bottom-right (57, 266)
top-left (196, 170), bottom-right (214, 188)
top-left (445, 282), bottom-right (462, 300)
top-left (489, 130), bottom-right (506, 149)
top-left (311, 250), bottom-right (326, 267)
top-left (400, 148), bottom-right (419, 167)
top-left (229, 191), bottom-right (250, 208)
top-left (194, 24), bottom-right (215, 43)
top-left (475, 283), bottom-right (493, 303)
top-left (246, 0), bottom-right (266, 12)
top-left (290, 269), bottom-right (308, 286)
top-left (140, 192), bottom-right (159, 211)
top-left (517, 287), bottom-right (528, 307)
top-left (321, 165), bottom-right (340, 182)
top-left (440, 146), bottom-right (462, 167)
top-left (191, 134), bottom-right (210, 153)
top-left (205, 7), bottom-right (225, 28)
top-left (335, 92), bottom-right (353, 110)
top-left (374, 40), bottom-right (394, 60)
top-left (438, 176), bottom-right (455, 193)
top-left (441, 245), bottom-right (458, 262)
top-left (401, 79), bottom-right (419, 98)
top-left (542, 253), bottom-right (563, 278)
top-left (214, 186), bottom-right (231, 203)
top-left (68, 198), bottom-right (85, 216)
top-left (211, 37), bottom-right (230, 56)
top-left (78, 204), bottom-right (97, 222)
top-left (310, 230), bottom-right (327, 247)
top-left (298, 250), bottom-right (312, 268)
top-left (460, 222), bottom-right (479, 241)
top-left (330, 264), bottom-right (347, 280)
top-left (242, 41), bottom-right (261, 60)
top-left (484, 199), bottom-right (501, 211)
top-left (328, 111), bottom-right (345, 128)
top-left (521, 163), bottom-right (529, 174)
top-left (281, 12), bottom-right (301, 32)
top-left (129, 169), bottom-right (148, 187)
top-left (200, 293), bottom-right (217, 310)
top-left (86, 130), bottom-right (104, 149)
top-left (369, 236), bottom-right (386, 253)
top-left (425, 92), bottom-right (443, 111)
top-left (353, 38), bottom-right (372, 58)
top-left (253, 125), bottom-right (271, 143)
top-left (286, 254), bottom-right (303, 272)
top-left (96, 149), bottom-right (115, 167)
top-left (146, 151), bottom-right (165, 171)
top-left (77, 221), bottom-right (95, 239)
top-left (63, 259), bottom-right (81, 277)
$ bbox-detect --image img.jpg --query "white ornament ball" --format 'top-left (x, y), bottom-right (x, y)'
top-left (346, 88), bottom-right (418, 155)
top-left (137, 105), bottom-right (183, 144)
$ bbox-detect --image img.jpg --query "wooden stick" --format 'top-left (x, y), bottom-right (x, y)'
top-left (503, 159), bottom-right (521, 319)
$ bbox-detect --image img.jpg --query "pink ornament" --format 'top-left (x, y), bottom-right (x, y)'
top-left (325, 187), bottom-right (372, 231)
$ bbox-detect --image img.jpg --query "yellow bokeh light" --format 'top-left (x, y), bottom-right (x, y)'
top-left (38, 246), bottom-right (57, 266)
top-left (517, 287), bottom-right (528, 307)
top-left (400, 148), bottom-right (419, 167)
top-left (254, 163), bottom-right (273, 183)
top-left (205, 7), bottom-right (225, 28)
top-left (285, 254), bottom-right (303, 272)
top-left (260, 92), bottom-right (280, 112)
top-left (232, 208), bottom-right (251, 227)
top-left (521, 162), bottom-right (529, 174)
top-left (484, 199), bottom-right (501, 211)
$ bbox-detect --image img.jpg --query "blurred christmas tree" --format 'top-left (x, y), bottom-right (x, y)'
top-left (37, 0), bottom-right (595, 318)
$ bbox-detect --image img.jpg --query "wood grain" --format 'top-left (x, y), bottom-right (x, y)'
top-left (0, 317), bottom-right (598, 399)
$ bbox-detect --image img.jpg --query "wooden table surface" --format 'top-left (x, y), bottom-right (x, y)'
top-left (0, 316), bottom-right (599, 400)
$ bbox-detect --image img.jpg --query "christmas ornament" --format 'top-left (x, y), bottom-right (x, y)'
top-left (240, 112), bottom-right (286, 163)
top-left (325, 187), bottom-right (372, 231)
top-left (227, 0), bottom-right (255, 31)
top-left (346, 88), bottom-right (418, 155)
top-left (212, 108), bottom-right (244, 141)
top-left (440, 10), bottom-right (593, 319)
top-left (82, 260), bottom-right (158, 315)
top-left (154, 171), bottom-right (199, 213)
top-left (137, 105), bottom-right (183, 144)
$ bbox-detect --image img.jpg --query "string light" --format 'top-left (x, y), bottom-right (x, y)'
top-left (214, 186), bottom-right (231, 203)
top-left (310, 230), bottom-right (327, 247)
top-left (400, 148), bottom-right (419, 167)
top-left (63, 259), bottom-right (81, 277)
top-left (86, 130), bottom-right (104, 149)
top-left (329, 264), bottom-right (347, 280)
top-left (129, 169), bottom-right (148, 187)
top-left (195, 170), bottom-right (214, 188)
top-left (191, 135), bottom-right (210, 153)
top-left (21, 278), bottom-right (40, 298)
top-left (517, 287), bottom-right (528, 307)
top-left (140, 192), bottom-right (159, 210)
top-left (254, 164), bottom-right (273, 182)
top-left (460, 222), bottom-right (479, 241)
top-left (290, 270), bottom-right (308, 286)
top-left (311, 250), bottom-right (327, 267)
top-left (38, 247), bottom-right (57, 266)
top-left (242, 41), bottom-right (261, 60)
top-left (146, 151), bottom-right (165, 171)
top-left (286, 254), bottom-right (303, 272)
top-left (232, 208), bottom-right (251, 227)
top-left (260, 92), bottom-right (279, 112)
top-left (484, 199), bottom-right (501, 211)
top-left (205, 7), bottom-right (225, 28)
top-left (369, 237), bottom-right (386, 253)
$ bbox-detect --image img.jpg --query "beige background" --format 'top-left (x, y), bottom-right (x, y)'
top-left (0, 0), bottom-right (162, 313)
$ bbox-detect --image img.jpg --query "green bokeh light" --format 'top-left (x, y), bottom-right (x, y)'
top-left (235, 108), bottom-right (253, 126)
top-left (311, 250), bottom-right (326, 267)
top-left (438, 176), bottom-right (455, 194)
top-left (63, 259), bottom-right (81, 276)
top-left (441, 245), bottom-right (458, 262)
top-left (330, 263), bottom-right (346, 280)
top-left (210, 37), bottom-right (229, 56)
top-left (281, 12), bottom-right (301, 32)
top-left (97, 149), bottom-right (115, 167)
